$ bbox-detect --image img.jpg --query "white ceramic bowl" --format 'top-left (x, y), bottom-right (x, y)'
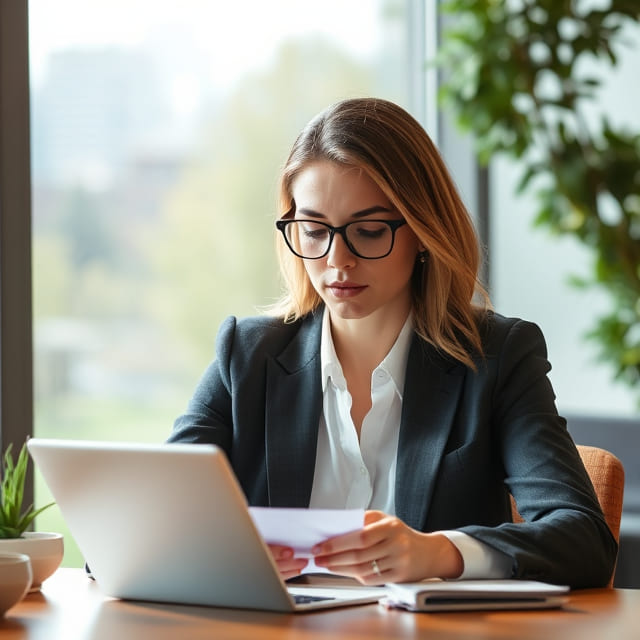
top-left (0, 532), bottom-right (64, 591)
top-left (0, 553), bottom-right (32, 617)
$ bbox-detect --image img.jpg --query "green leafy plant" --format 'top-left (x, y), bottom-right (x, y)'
top-left (435, 0), bottom-right (640, 397)
top-left (1, 442), bottom-right (54, 538)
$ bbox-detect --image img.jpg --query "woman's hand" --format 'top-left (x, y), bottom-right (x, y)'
top-left (267, 544), bottom-right (309, 580)
top-left (310, 510), bottom-right (464, 585)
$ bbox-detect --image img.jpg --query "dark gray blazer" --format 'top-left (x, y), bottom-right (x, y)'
top-left (169, 309), bottom-right (617, 588)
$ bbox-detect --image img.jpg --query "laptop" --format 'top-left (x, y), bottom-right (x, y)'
top-left (27, 438), bottom-right (382, 612)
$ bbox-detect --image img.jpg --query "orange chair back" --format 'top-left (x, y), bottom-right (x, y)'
top-left (510, 444), bottom-right (625, 588)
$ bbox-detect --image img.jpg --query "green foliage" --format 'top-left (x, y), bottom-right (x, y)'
top-left (436, 0), bottom-right (640, 394)
top-left (1, 442), bottom-right (54, 538)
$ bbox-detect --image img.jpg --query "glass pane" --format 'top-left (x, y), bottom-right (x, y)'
top-left (489, 20), bottom-right (640, 419)
top-left (29, 0), bottom-right (413, 566)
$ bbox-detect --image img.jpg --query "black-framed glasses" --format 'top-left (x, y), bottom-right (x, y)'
top-left (276, 218), bottom-right (408, 260)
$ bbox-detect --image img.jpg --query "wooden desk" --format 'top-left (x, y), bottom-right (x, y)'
top-left (2, 569), bottom-right (638, 640)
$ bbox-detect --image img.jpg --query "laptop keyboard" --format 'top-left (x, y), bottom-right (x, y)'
top-left (293, 594), bottom-right (334, 604)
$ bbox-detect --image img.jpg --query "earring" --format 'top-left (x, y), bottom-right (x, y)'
top-left (418, 250), bottom-right (428, 264)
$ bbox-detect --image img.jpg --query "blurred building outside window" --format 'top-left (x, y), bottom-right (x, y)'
top-left (29, 0), bottom-right (414, 566)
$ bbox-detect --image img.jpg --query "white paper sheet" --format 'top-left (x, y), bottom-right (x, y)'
top-left (248, 507), bottom-right (364, 559)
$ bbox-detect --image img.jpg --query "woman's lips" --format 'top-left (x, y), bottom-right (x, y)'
top-left (325, 282), bottom-right (367, 298)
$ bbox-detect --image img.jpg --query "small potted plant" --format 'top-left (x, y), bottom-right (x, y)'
top-left (0, 442), bottom-right (63, 591)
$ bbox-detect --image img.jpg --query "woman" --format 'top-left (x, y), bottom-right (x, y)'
top-left (169, 97), bottom-right (617, 588)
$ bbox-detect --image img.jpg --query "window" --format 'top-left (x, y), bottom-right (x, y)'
top-left (28, 0), bottom-right (421, 566)
top-left (489, 19), bottom-right (640, 419)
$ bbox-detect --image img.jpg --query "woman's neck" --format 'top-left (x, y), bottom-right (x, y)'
top-left (330, 308), bottom-right (410, 375)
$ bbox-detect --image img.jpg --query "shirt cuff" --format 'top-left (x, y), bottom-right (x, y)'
top-left (440, 531), bottom-right (512, 580)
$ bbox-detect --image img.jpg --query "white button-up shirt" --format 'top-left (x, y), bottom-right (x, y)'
top-left (309, 308), bottom-right (411, 514)
top-left (309, 308), bottom-right (511, 579)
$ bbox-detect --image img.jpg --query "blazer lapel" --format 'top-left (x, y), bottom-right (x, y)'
top-left (395, 337), bottom-right (465, 530)
top-left (264, 312), bottom-right (323, 508)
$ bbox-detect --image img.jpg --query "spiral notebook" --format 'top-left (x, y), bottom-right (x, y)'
top-left (382, 579), bottom-right (569, 612)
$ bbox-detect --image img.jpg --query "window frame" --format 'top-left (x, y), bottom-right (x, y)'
top-left (0, 0), bottom-right (34, 501)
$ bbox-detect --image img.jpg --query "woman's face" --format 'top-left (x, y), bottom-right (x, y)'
top-left (290, 160), bottom-right (420, 325)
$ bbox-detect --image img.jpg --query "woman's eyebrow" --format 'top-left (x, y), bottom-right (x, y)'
top-left (296, 205), bottom-right (394, 219)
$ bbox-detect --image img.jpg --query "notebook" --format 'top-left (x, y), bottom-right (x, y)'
top-left (27, 438), bottom-right (382, 612)
top-left (382, 579), bottom-right (569, 612)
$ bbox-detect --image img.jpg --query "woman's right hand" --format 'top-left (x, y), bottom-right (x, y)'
top-left (268, 544), bottom-right (309, 580)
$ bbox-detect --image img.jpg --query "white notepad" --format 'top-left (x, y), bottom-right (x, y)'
top-left (383, 579), bottom-right (569, 612)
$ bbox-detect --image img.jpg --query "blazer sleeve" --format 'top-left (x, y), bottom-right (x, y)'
top-left (459, 319), bottom-right (618, 588)
top-left (167, 314), bottom-right (312, 507)
top-left (168, 316), bottom-right (237, 451)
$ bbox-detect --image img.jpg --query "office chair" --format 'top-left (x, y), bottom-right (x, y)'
top-left (511, 444), bottom-right (625, 588)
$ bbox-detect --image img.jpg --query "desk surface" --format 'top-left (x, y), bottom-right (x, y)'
top-left (2, 569), bottom-right (639, 640)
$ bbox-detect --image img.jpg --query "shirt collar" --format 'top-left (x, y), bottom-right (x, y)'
top-left (320, 308), bottom-right (345, 392)
top-left (320, 307), bottom-right (414, 397)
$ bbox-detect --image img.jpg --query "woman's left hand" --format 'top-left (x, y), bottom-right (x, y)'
top-left (311, 510), bottom-right (463, 585)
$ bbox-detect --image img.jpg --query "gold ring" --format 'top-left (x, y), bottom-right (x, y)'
top-left (371, 559), bottom-right (382, 577)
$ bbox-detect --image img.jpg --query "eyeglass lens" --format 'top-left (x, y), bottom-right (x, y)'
top-left (285, 220), bottom-right (397, 259)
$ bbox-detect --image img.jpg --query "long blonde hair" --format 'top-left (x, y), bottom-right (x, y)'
top-left (272, 97), bottom-right (491, 368)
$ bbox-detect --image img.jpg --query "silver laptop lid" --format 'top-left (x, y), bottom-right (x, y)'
top-left (28, 439), bottom-right (295, 611)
